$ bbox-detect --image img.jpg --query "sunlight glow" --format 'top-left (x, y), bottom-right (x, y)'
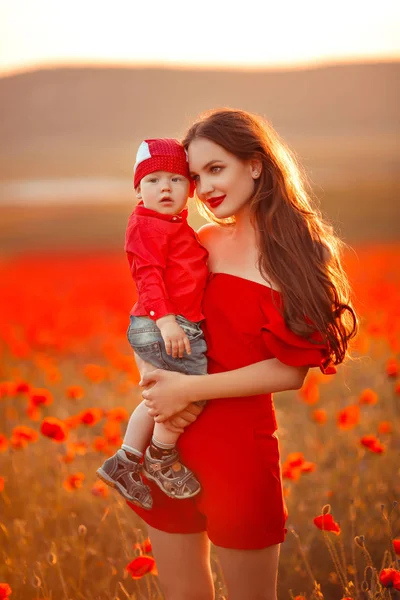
top-left (0, 0), bottom-right (399, 75)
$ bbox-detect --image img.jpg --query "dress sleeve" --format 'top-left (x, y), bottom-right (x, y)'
top-left (261, 304), bottom-right (336, 375)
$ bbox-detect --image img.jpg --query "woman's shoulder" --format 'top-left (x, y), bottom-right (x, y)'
top-left (197, 223), bottom-right (229, 251)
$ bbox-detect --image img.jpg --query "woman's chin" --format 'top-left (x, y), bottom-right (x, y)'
top-left (209, 205), bottom-right (234, 220)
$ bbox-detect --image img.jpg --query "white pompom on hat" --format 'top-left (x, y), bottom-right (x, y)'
top-left (133, 138), bottom-right (194, 197)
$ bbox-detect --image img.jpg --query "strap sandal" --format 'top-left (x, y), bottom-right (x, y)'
top-left (143, 447), bottom-right (201, 499)
top-left (96, 449), bottom-right (153, 510)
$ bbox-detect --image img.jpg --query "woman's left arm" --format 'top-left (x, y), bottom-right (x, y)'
top-left (141, 359), bottom-right (308, 421)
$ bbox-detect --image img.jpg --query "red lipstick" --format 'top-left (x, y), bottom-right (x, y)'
top-left (208, 195), bottom-right (225, 208)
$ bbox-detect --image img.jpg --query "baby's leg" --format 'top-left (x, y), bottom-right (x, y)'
top-left (125, 353), bottom-right (200, 500)
top-left (129, 353), bottom-right (180, 452)
top-left (95, 353), bottom-right (159, 509)
top-left (122, 397), bottom-right (180, 452)
top-left (122, 353), bottom-right (170, 455)
top-left (142, 362), bottom-right (200, 499)
top-left (122, 400), bottom-right (157, 455)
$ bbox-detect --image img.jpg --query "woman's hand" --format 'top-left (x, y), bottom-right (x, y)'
top-left (140, 369), bottom-right (200, 422)
top-left (163, 403), bottom-right (204, 434)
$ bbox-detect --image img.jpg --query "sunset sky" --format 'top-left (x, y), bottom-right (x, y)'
top-left (0, 0), bottom-right (399, 75)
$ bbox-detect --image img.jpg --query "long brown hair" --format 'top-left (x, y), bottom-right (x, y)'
top-left (182, 108), bottom-right (357, 366)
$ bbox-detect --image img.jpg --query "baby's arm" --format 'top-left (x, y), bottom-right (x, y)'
top-left (156, 315), bottom-right (191, 358)
top-left (127, 224), bottom-right (192, 358)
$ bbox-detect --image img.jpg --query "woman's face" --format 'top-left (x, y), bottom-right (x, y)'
top-left (187, 138), bottom-right (259, 220)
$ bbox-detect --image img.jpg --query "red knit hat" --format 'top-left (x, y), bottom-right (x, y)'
top-left (133, 138), bottom-right (194, 196)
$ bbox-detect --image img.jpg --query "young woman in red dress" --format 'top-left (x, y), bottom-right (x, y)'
top-left (128, 109), bottom-right (357, 600)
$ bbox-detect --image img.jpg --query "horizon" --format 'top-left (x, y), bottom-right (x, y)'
top-left (1, 55), bottom-right (399, 81)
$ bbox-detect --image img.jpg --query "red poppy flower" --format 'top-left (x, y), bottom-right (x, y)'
top-left (286, 452), bottom-right (304, 468)
top-left (26, 404), bottom-right (41, 422)
top-left (91, 480), bottom-right (109, 498)
top-left (0, 583), bottom-right (12, 599)
top-left (92, 437), bottom-right (109, 453)
top-left (281, 452), bottom-right (315, 481)
top-left (66, 385), bottom-right (85, 400)
top-left (299, 374), bottom-right (320, 405)
top-left (11, 426), bottom-right (39, 443)
top-left (311, 409), bottom-right (327, 424)
top-left (83, 364), bottom-right (107, 383)
top-left (378, 421), bottom-right (392, 434)
top-left (79, 408), bottom-right (103, 426)
top-left (313, 513), bottom-right (341, 535)
top-left (142, 538), bottom-right (152, 554)
top-left (106, 407), bottom-right (129, 422)
top-left (45, 368), bottom-right (61, 385)
top-left (70, 441), bottom-right (88, 455)
top-left (63, 472), bottom-right (85, 491)
top-left (60, 448), bottom-right (75, 464)
top-left (393, 539), bottom-right (400, 555)
top-left (337, 405), bottom-right (360, 430)
top-left (0, 435), bottom-right (8, 452)
top-left (63, 414), bottom-right (82, 429)
top-left (126, 555), bottom-right (157, 579)
top-left (133, 538), bottom-right (152, 555)
top-left (282, 465), bottom-right (301, 481)
top-left (379, 568), bottom-right (400, 589)
top-left (0, 382), bottom-right (15, 399)
top-left (14, 381), bottom-right (31, 394)
top-left (40, 417), bottom-right (69, 442)
top-left (10, 435), bottom-right (28, 450)
top-left (103, 421), bottom-right (122, 446)
top-left (386, 358), bottom-right (399, 378)
top-left (29, 388), bottom-right (53, 407)
top-left (358, 388), bottom-right (378, 405)
top-left (300, 461), bottom-right (316, 474)
top-left (360, 435), bottom-right (385, 454)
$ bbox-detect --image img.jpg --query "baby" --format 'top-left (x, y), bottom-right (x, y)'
top-left (97, 138), bottom-right (208, 509)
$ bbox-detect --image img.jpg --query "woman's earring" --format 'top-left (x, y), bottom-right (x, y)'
top-left (253, 171), bottom-right (260, 179)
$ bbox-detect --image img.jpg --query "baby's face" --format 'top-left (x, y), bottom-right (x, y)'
top-left (138, 171), bottom-right (189, 215)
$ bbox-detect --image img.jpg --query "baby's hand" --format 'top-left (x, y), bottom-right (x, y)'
top-left (156, 315), bottom-right (191, 358)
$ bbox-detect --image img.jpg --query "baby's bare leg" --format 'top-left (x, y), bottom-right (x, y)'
top-left (96, 352), bottom-right (156, 508)
top-left (123, 353), bottom-right (179, 453)
top-left (135, 355), bottom-right (201, 499)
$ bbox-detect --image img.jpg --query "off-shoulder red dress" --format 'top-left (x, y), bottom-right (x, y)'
top-left (127, 272), bottom-right (333, 550)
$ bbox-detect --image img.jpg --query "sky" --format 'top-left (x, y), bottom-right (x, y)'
top-left (0, 0), bottom-right (399, 75)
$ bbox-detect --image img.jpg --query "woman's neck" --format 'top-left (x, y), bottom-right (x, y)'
top-left (231, 203), bottom-right (255, 241)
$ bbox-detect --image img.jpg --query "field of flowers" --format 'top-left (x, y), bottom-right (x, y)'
top-left (0, 244), bottom-right (399, 600)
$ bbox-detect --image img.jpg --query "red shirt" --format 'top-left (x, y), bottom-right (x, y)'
top-left (125, 204), bottom-right (209, 322)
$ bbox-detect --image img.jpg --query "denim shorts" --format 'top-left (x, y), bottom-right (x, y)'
top-left (127, 315), bottom-right (207, 375)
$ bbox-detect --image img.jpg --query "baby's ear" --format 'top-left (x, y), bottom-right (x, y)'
top-left (135, 185), bottom-right (142, 199)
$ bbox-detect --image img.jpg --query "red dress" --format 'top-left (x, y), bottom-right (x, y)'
top-left (127, 273), bottom-right (333, 550)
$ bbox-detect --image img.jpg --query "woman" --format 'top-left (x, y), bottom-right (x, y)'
top-left (128, 109), bottom-right (357, 600)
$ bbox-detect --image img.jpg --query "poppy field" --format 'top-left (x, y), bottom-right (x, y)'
top-left (0, 244), bottom-right (399, 600)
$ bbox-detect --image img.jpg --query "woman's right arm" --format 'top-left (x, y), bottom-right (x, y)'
top-left (141, 358), bottom-right (308, 422)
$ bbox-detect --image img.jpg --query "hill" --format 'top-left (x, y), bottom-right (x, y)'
top-left (0, 62), bottom-right (398, 183)
top-left (0, 62), bottom-right (398, 247)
